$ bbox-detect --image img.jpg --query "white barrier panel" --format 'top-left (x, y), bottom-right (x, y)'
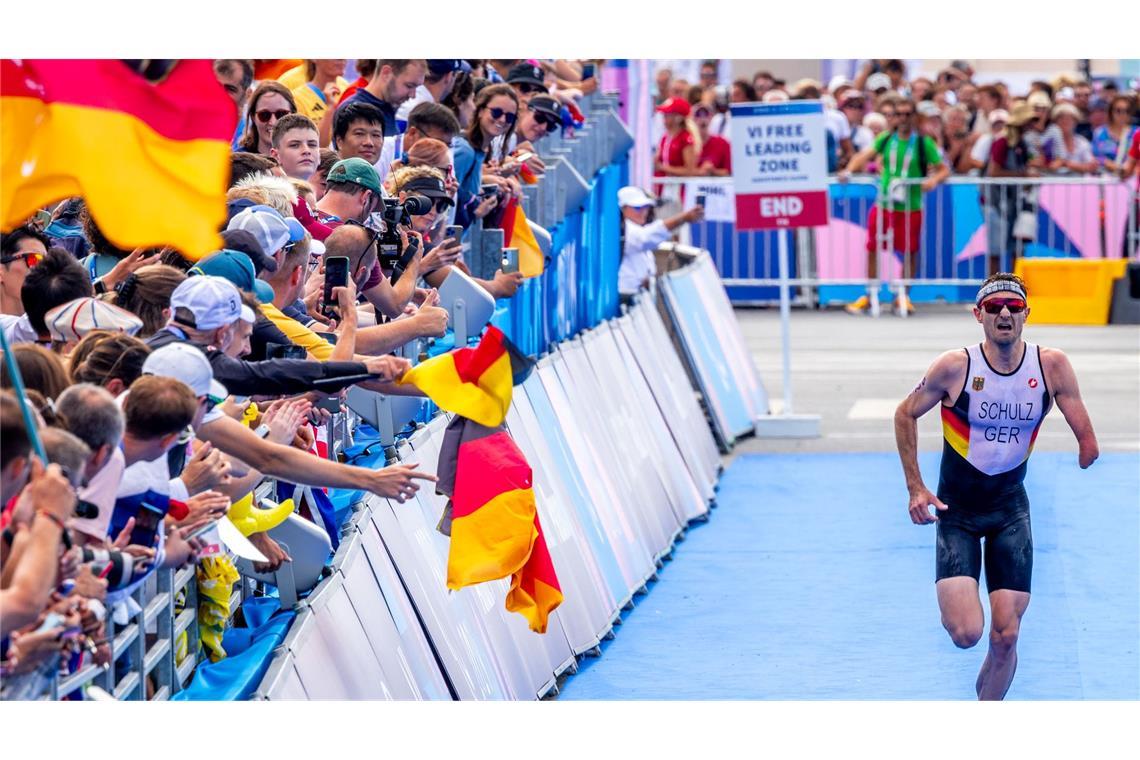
top-left (521, 374), bottom-right (634, 617)
top-left (506, 389), bottom-right (616, 653)
top-left (601, 318), bottom-right (709, 523)
top-left (537, 360), bottom-right (655, 597)
top-left (690, 253), bottom-right (770, 419)
top-left (623, 299), bottom-right (720, 494)
top-left (580, 324), bottom-right (696, 530)
top-left (255, 652), bottom-right (308, 700)
top-left (558, 339), bottom-right (678, 558)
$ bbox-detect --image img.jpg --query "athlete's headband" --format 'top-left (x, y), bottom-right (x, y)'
top-left (975, 280), bottom-right (1027, 306)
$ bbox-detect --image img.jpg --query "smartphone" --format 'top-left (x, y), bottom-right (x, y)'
top-left (34, 209), bottom-right (53, 228)
top-left (322, 256), bottom-right (350, 320)
top-left (266, 342), bottom-right (307, 360)
top-left (514, 151), bottom-right (536, 164)
top-left (582, 62), bottom-right (596, 80)
top-left (186, 520), bottom-right (219, 541)
top-left (129, 501), bottom-right (165, 548)
top-left (695, 194), bottom-right (707, 208)
top-left (480, 184), bottom-right (499, 198)
top-left (315, 396), bottom-right (342, 414)
top-left (501, 247), bottom-right (519, 274)
top-left (446, 225), bottom-right (463, 242)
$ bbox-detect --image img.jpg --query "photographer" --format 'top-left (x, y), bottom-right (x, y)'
top-left (616, 186), bottom-right (703, 306)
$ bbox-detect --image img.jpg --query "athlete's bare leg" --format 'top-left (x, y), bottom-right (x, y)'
top-left (976, 589), bottom-right (1030, 700)
top-left (936, 576), bottom-right (985, 649)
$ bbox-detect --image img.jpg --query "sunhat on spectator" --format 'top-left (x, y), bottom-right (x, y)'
top-left (656, 97), bottom-right (691, 117)
top-left (1026, 91), bottom-right (1052, 110)
top-left (1050, 102), bottom-right (1081, 121)
top-left (44, 298), bottom-right (143, 342)
top-left (1006, 103), bottom-right (1035, 127)
top-left (617, 186), bottom-right (656, 209)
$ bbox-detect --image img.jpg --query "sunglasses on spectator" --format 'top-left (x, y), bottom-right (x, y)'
top-left (531, 111), bottom-right (559, 133)
top-left (256, 109), bottom-right (291, 123)
top-left (1113, 107), bottom-right (1131, 114)
top-left (488, 107), bottom-right (517, 125)
top-left (516, 83), bottom-right (544, 95)
top-left (895, 110), bottom-right (914, 117)
top-left (981, 298), bottom-right (1027, 315)
top-left (0, 251), bottom-right (44, 267)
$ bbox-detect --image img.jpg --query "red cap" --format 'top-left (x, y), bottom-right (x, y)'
top-left (656, 97), bottom-right (692, 117)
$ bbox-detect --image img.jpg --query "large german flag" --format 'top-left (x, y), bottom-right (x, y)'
top-left (436, 415), bottom-right (562, 633)
top-left (1, 60), bottom-right (236, 259)
top-left (398, 326), bottom-right (534, 428)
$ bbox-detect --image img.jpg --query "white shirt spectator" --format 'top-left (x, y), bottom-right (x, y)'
top-left (618, 219), bottom-right (672, 295)
top-left (395, 85), bottom-right (434, 125)
top-left (0, 313), bottom-right (38, 344)
top-left (852, 125), bottom-right (876, 152)
top-left (969, 133), bottom-right (994, 175)
top-left (825, 108), bottom-right (852, 143)
top-left (70, 447), bottom-right (125, 541)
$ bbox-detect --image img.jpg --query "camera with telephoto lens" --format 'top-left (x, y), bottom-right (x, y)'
top-left (377, 196), bottom-right (432, 274)
top-left (78, 547), bottom-right (141, 590)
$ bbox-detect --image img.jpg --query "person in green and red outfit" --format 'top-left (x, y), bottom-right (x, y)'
top-left (840, 93), bottom-right (949, 315)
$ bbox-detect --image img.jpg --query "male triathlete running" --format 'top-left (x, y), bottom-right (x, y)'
top-left (894, 272), bottom-right (1098, 700)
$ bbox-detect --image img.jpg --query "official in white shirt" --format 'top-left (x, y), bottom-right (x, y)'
top-left (616, 186), bottom-right (703, 305)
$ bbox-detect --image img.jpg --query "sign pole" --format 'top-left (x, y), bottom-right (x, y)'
top-left (777, 228), bottom-right (794, 415)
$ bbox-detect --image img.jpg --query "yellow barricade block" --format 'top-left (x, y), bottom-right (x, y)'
top-left (1014, 258), bottom-right (1128, 325)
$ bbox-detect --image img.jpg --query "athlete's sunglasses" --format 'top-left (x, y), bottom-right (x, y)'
top-left (981, 297), bottom-right (1027, 315)
top-left (0, 251), bottom-right (44, 267)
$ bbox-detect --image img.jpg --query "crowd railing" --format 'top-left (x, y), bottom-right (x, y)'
top-left (42, 91), bottom-right (637, 701)
top-left (654, 175), bottom-right (1140, 308)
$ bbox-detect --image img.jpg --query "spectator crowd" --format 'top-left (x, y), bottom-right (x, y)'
top-left (652, 59), bottom-right (1140, 181)
top-left (0, 57), bottom-right (602, 700)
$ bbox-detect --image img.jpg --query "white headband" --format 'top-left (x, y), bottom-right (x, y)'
top-left (975, 280), bottom-right (1027, 306)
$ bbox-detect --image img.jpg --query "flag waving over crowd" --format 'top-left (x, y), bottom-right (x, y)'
top-left (1, 59), bottom-right (236, 259)
top-left (500, 198), bottom-right (545, 278)
top-left (436, 416), bottom-right (563, 633)
top-left (398, 326), bottom-right (534, 427)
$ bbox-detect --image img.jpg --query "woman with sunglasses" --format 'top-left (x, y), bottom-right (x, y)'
top-left (452, 84), bottom-right (520, 230)
top-left (895, 272), bottom-right (1098, 701)
top-left (1091, 95), bottom-right (1137, 174)
top-left (237, 82), bottom-right (297, 157)
top-left (0, 225), bottom-right (50, 319)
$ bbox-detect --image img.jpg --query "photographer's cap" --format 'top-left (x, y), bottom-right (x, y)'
top-left (170, 275), bottom-right (255, 331)
top-left (617, 186), bottom-right (655, 209)
top-left (142, 343), bottom-right (228, 400)
top-left (327, 157), bottom-right (383, 196)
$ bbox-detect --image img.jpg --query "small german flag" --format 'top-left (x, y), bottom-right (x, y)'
top-left (398, 326), bottom-right (534, 428)
top-left (1, 60), bottom-right (236, 259)
top-left (436, 415), bottom-right (562, 633)
top-left (499, 197), bottom-right (545, 278)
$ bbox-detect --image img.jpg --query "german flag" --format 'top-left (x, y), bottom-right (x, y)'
top-left (941, 405), bottom-right (970, 460)
top-left (398, 326), bottom-right (534, 428)
top-left (436, 415), bottom-right (562, 633)
top-left (1, 60), bottom-right (236, 260)
top-left (500, 197), bottom-right (545, 278)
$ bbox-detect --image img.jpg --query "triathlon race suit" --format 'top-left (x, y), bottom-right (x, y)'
top-left (935, 341), bottom-right (1052, 592)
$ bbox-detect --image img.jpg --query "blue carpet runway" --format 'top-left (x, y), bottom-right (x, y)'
top-left (558, 452), bottom-right (1139, 700)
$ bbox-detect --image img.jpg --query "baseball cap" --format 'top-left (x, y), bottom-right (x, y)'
top-left (170, 275), bottom-right (255, 331)
top-left (656, 97), bottom-right (691, 117)
top-left (142, 343), bottom-right (227, 401)
top-left (527, 94), bottom-right (561, 122)
top-left (617, 186), bottom-right (655, 208)
top-left (220, 228), bottom-right (276, 274)
top-left (227, 205), bottom-right (304, 259)
top-left (828, 75), bottom-right (853, 93)
top-left (917, 101), bottom-right (942, 118)
top-left (190, 250), bottom-right (275, 304)
top-left (839, 90), bottom-right (866, 107)
top-left (867, 73), bottom-right (892, 92)
top-left (989, 108), bottom-right (1010, 125)
top-left (428, 59), bottom-right (471, 76)
top-left (402, 175), bottom-right (454, 206)
top-left (506, 63), bottom-right (547, 90)
top-left (326, 157), bottom-right (384, 196)
top-left (44, 298), bottom-right (143, 342)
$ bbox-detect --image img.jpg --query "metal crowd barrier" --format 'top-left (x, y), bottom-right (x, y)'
top-left (654, 175), bottom-right (1140, 307)
top-left (42, 90), bottom-right (639, 701)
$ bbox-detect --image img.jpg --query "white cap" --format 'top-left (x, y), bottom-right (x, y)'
top-left (169, 276), bottom-right (255, 331)
top-left (617, 186), bottom-right (655, 208)
top-left (142, 343), bottom-right (228, 400)
top-left (44, 298), bottom-right (143, 342)
top-left (867, 72), bottom-right (892, 92)
top-left (989, 108), bottom-right (1010, 125)
top-left (917, 100), bottom-right (942, 118)
top-left (828, 75), bottom-right (853, 93)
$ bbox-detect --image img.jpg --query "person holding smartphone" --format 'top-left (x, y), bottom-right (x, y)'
top-left (616, 186), bottom-right (703, 306)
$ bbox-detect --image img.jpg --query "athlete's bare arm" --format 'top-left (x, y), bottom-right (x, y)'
top-left (895, 350), bottom-right (967, 524)
top-left (1041, 347), bottom-right (1099, 469)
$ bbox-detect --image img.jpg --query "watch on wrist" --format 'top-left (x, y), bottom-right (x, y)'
top-left (254, 423), bottom-right (272, 439)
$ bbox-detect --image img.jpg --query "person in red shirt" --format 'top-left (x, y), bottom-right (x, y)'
top-left (336, 59), bottom-right (377, 108)
top-left (693, 104), bottom-right (731, 176)
top-left (655, 97), bottom-right (698, 177)
top-left (1121, 128), bottom-right (1140, 259)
